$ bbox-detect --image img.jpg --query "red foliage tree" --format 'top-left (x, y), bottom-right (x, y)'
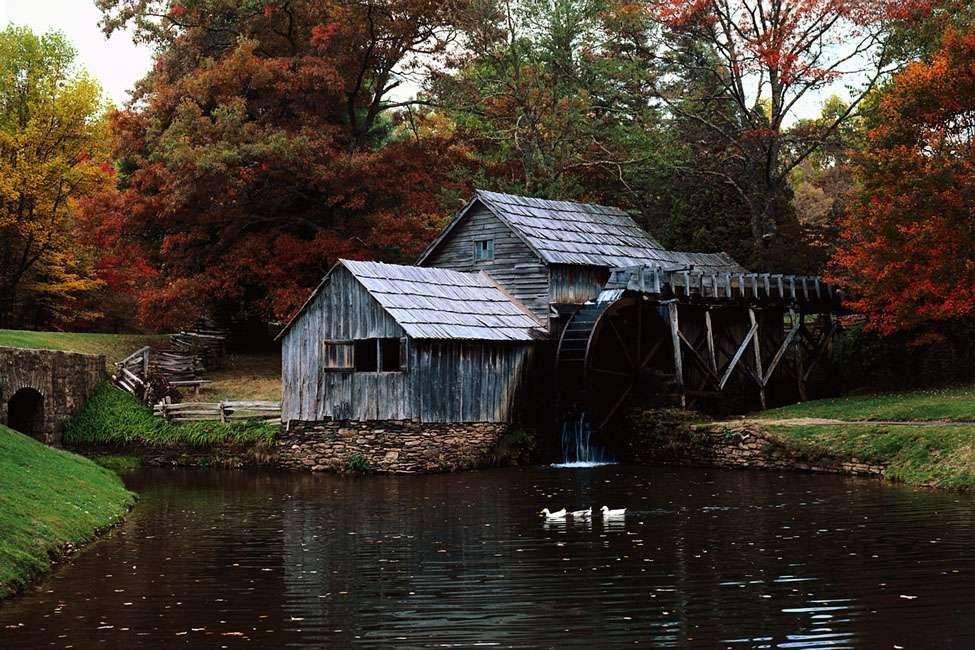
top-left (830, 30), bottom-right (975, 334)
top-left (86, 0), bottom-right (471, 330)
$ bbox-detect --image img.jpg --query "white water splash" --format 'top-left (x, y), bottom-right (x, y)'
top-left (553, 412), bottom-right (615, 468)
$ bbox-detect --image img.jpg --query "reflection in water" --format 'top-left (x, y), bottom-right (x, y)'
top-left (2, 465), bottom-right (975, 648)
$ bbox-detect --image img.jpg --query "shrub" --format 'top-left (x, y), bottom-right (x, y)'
top-left (347, 454), bottom-right (371, 474)
top-left (491, 427), bottom-right (536, 466)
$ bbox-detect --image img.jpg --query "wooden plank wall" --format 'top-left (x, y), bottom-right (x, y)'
top-left (413, 342), bottom-right (534, 423)
top-left (549, 264), bottom-right (610, 305)
top-left (282, 266), bottom-right (535, 424)
top-left (281, 266), bottom-right (405, 423)
top-left (422, 203), bottom-right (551, 323)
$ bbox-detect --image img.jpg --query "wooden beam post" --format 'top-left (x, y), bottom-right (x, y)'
top-left (704, 309), bottom-right (718, 375)
top-left (667, 302), bottom-right (685, 407)
top-left (794, 309), bottom-right (808, 401)
top-left (749, 308), bottom-right (766, 409)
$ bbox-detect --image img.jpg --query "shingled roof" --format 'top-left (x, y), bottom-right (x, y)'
top-left (423, 190), bottom-right (744, 271)
top-left (341, 260), bottom-right (545, 341)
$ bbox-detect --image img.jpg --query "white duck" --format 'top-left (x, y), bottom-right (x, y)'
top-left (541, 508), bottom-right (568, 520)
top-left (601, 506), bottom-right (626, 517)
top-left (570, 507), bottom-right (592, 519)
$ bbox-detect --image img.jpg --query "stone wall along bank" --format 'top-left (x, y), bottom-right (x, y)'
top-left (627, 417), bottom-right (885, 478)
top-left (278, 420), bottom-right (507, 473)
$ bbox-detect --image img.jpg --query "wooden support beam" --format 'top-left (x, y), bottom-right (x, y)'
top-left (795, 309), bottom-right (808, 401)
top-left (677, 330), bottom-right (720, 386)
top-left (719, 321), bottom-right (759, 390)
top-left (802, 317), bottom-right (837, 384)
top-left (668, 302), bottom-right (685, 407)
top-left (749, 308), bottom-right (766, 409)
top-left (763, 319), bottom-right (801, 386)
top-left (704, 309), bottom-right (718, 375)
top-left (639, 337), bottom-right (664, 369)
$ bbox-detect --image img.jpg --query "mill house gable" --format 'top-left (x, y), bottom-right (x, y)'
top-left (416, 190), bottom-right (745, 324)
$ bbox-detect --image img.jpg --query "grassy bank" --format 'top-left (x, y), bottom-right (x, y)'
top-left (0, 329), bottom-right (167, 365)
top-left (740, 383), bottom-right (975, 489)
top-left (0, 425), bottom-right (135, 599)
top-left (65, 384), bottom-right (277, 448)
top-left (757, 384), bottom-right (975, 422)
top-left (761, 422), bottom-right (975, 489)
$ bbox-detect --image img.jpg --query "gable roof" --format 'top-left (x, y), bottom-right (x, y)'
top-left (277, 260), bottom-right (546, 342)
top-left (418, 190), bottom-right (745, 271)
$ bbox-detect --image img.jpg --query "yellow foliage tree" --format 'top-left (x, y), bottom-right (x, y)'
top-left (0, 26), bottom-right (110, 327)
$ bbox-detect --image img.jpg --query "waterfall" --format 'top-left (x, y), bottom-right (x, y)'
top-left (554, 411), bottom-right (614, 467)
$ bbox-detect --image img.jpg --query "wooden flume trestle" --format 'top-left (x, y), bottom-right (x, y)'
top-left (555, 265), bottom-right (842, 430)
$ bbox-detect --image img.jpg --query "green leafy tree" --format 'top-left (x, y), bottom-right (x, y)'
top-left (0, 26), bottom-right (109, 327)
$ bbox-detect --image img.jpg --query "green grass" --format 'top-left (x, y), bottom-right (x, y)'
top-left (0, 425), bottom-right (135, 598)
top-left (90, 454), bottom-right (142, 474)
top-left (765, 423), bottom-right (975, 489)
top-left (0, 329), bottom-right (167, 365)
top-left (757, 383), bottom-right (975, 422)
top-left (64, 383), bottom-right (278, 448)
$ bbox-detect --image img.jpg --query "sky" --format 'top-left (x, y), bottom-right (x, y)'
top-left (0, 0), bottom-right (154, 107)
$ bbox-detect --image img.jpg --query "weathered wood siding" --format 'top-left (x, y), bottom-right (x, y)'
top-left (281, 267), bottom-right (406, 423)
top-left (412, 342), bottom-right (534, 423)
top-left (549, 265), bottom-right (610, 305)
top-left (282, 266), bottom-right (535, 424)
top-left (423, 203), bottom-right (550, 323)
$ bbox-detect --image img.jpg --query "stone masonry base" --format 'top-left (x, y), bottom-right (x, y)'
top-left (630, 421), bottom-right (885, 478)
top-left (277, 420), bottom-right (507, 474)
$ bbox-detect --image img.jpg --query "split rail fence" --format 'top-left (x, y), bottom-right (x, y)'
top-left (113, 328), bottom-right (281, 424)
top-left (153, 398), bottom-right (281, 423)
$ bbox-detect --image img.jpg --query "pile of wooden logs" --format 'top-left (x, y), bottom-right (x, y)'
top-left (113, 325), bottom-right (227, 402)
top-left (168, 329), bottom-right (227, 371)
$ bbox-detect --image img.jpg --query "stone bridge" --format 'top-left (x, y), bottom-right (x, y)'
top-left (0, 347), bottom-right (105, 445)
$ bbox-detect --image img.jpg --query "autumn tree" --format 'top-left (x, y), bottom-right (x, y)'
top-left (0, 26), bottom-right (110, 328)
top-left (830, 30), bottom-right (975, 334)
top-left (648, 0), bottom-right (945, 254)
top-left (427, 0), bottom-right (674, 205)
top-left (91, 0), bottom-right (474, 330)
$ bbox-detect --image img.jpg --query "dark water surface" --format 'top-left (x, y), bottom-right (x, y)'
top-left (2, 465), bottom-right (975, 648)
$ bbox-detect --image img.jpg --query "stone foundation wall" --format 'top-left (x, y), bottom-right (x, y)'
top-left (627, 418), bottom-right (885, 478)
top-left (277, 420), bottom-right (508, 473)
top-left (0, 346), bottom-right (106, 445)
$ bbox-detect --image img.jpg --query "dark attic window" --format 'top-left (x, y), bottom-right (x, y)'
top-left (353, 338), bottom-right (405, 372)
top-left (474, 238), bottom-right (494, 262)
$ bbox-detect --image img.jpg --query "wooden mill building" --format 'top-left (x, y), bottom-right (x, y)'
top-left (279, 190), bottom-right (839, 431)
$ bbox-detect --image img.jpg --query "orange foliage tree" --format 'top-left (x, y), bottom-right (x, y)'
top-left (88, 0), bottom-right (472, 330)
top-left (830, 30), bottom-right (975, 334)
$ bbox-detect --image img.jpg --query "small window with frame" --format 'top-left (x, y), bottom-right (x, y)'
top-left (323, 340), bottom-right (354, 371)
top-left (350, 338), bottom-right (406, 372)
top-left (473, 239), bottom-right (494, 262)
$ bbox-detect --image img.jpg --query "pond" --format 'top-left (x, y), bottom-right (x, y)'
top-left (2, 465), bottom-right (975, 648)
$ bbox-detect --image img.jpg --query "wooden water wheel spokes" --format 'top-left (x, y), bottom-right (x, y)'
top-left (583, 296), bottom-right (665, 431)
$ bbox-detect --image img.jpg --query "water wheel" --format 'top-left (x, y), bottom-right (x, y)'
top-left (556, 294), bottom-right (670, 431)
